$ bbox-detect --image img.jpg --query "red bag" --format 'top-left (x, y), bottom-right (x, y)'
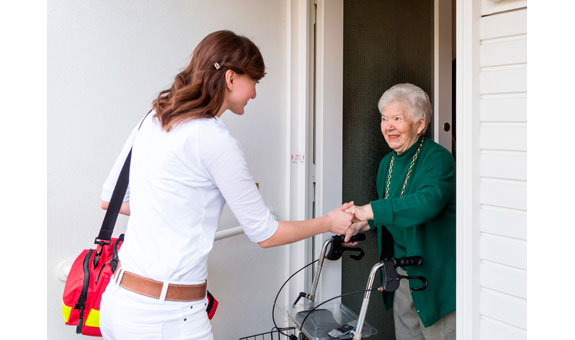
top-left (62, 236), bottom-right (123, 336)
top-left (62, 234), bottom-right (219, 336)
top-left (62, 112), bottom-right (218, 336)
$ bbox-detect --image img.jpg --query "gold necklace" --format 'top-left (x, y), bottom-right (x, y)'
top-left (385, 137), bottom-right (425, 199)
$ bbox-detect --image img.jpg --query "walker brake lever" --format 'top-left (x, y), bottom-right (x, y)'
top-left (380, 256), bottom-right (428, 292)
top-left (398, 275), bottom-right (428, 291)
top-left (393, 256), bottom-right (427, 290)
top-left (325, 234), bottom-right (366, 261)
top-left (347, 248), bottom-right (366, 261)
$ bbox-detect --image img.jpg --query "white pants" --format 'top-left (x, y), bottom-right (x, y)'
top-left (100, 278), bottom-right (214, 340)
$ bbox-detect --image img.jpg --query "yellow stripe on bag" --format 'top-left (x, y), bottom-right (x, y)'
top-left (85, 309), bottom-right (100, 328)
top-left (62, 302), bottom-right (72, 323)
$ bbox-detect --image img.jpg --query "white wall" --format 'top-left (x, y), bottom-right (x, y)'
top-left (48, 1), bottom-right (290, 339)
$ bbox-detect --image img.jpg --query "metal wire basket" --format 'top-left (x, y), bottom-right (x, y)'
top-left (239, 327), bottom-right (297, 340)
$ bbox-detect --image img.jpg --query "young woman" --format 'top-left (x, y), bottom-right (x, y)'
top-left (98, 30), bottom-right (353, 340)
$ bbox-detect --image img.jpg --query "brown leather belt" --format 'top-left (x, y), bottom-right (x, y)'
top-left (114, 267), bottom-right (207, 302)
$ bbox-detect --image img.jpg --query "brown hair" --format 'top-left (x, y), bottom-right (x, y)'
top-left (153, 30), bottom-right (266, 131)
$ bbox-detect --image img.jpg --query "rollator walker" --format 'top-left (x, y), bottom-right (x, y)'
top-left (240, 233), bottom-right (427, 340)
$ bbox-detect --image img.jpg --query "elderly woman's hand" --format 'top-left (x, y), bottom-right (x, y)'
top-left (345, 203), bottom-right (374, 222)
top-left (343, 221), bottom-right (370, 246)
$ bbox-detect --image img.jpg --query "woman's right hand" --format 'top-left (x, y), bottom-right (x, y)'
top-left (326, 201), bottom-right (354, 235)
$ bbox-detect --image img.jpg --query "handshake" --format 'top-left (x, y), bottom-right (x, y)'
top-left (326, 201), bottom-right (374, 244)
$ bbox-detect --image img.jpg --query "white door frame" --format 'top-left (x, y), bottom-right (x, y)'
top-left (434, 0), bottom-right (453, 151)
top-left (285, 0), bottom-right (316, 308)
top-left (285, 0), bottom-right (345, 305)
top-left (284, 0), bottom-right (343, 303)
top-left (312, 0), bottom-right (345, 302)
top-left (455, 0), bottom-right (481, 338)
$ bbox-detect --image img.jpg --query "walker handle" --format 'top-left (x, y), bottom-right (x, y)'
top-left (346, 233), bottom-right (366, 243)
top-left (331, 233), bottom-right (366, 244)
top-left (325, 234), bottom-right (366, 261)
top-left (394, 256), bottom-right (423, 268)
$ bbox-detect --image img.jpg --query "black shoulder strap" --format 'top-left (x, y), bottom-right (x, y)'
top-left (95, 109), bottom-right (153, 244)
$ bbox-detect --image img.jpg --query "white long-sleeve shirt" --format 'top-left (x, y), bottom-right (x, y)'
top-left (101, 112), bottom-right (278, 284)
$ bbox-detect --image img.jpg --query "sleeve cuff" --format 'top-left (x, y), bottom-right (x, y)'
top-left (370, 199), bottom-right (393, 227)
top-left (246, 217), bottom-right (279, 243)
top-left (100, 187), bottom-right (130, 202)
top-left (368, 219), bottom-right (376, 231)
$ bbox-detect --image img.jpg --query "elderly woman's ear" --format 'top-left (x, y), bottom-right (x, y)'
top-left (417, 117), bottom-right (426, 135)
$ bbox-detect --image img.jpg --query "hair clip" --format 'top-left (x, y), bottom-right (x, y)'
top-left (213, 62), bottom-right (221, 70)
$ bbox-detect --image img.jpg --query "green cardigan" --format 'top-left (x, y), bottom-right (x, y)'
top-left (368, 136), bottom-right (455, 327)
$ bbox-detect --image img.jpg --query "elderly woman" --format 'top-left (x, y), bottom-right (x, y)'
top-left (345, 83), bottom-right (455, 340)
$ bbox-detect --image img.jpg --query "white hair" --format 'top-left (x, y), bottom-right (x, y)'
top-left (377, 83), bottom-right (432, 133)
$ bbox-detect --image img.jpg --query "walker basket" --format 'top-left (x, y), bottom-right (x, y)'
top-left (239, 327), bottom-right (297, 340)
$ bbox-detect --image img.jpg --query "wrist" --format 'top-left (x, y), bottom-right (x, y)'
top-left (320, 214), bottom-right (332, 233)
top-left (361, 204), bottom-right (374, 220)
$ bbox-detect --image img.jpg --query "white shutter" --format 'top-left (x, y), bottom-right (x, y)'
top-left (476, 3), bottom-right (527, 339)
top-left (481, 0), bottom-right (527, 16)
